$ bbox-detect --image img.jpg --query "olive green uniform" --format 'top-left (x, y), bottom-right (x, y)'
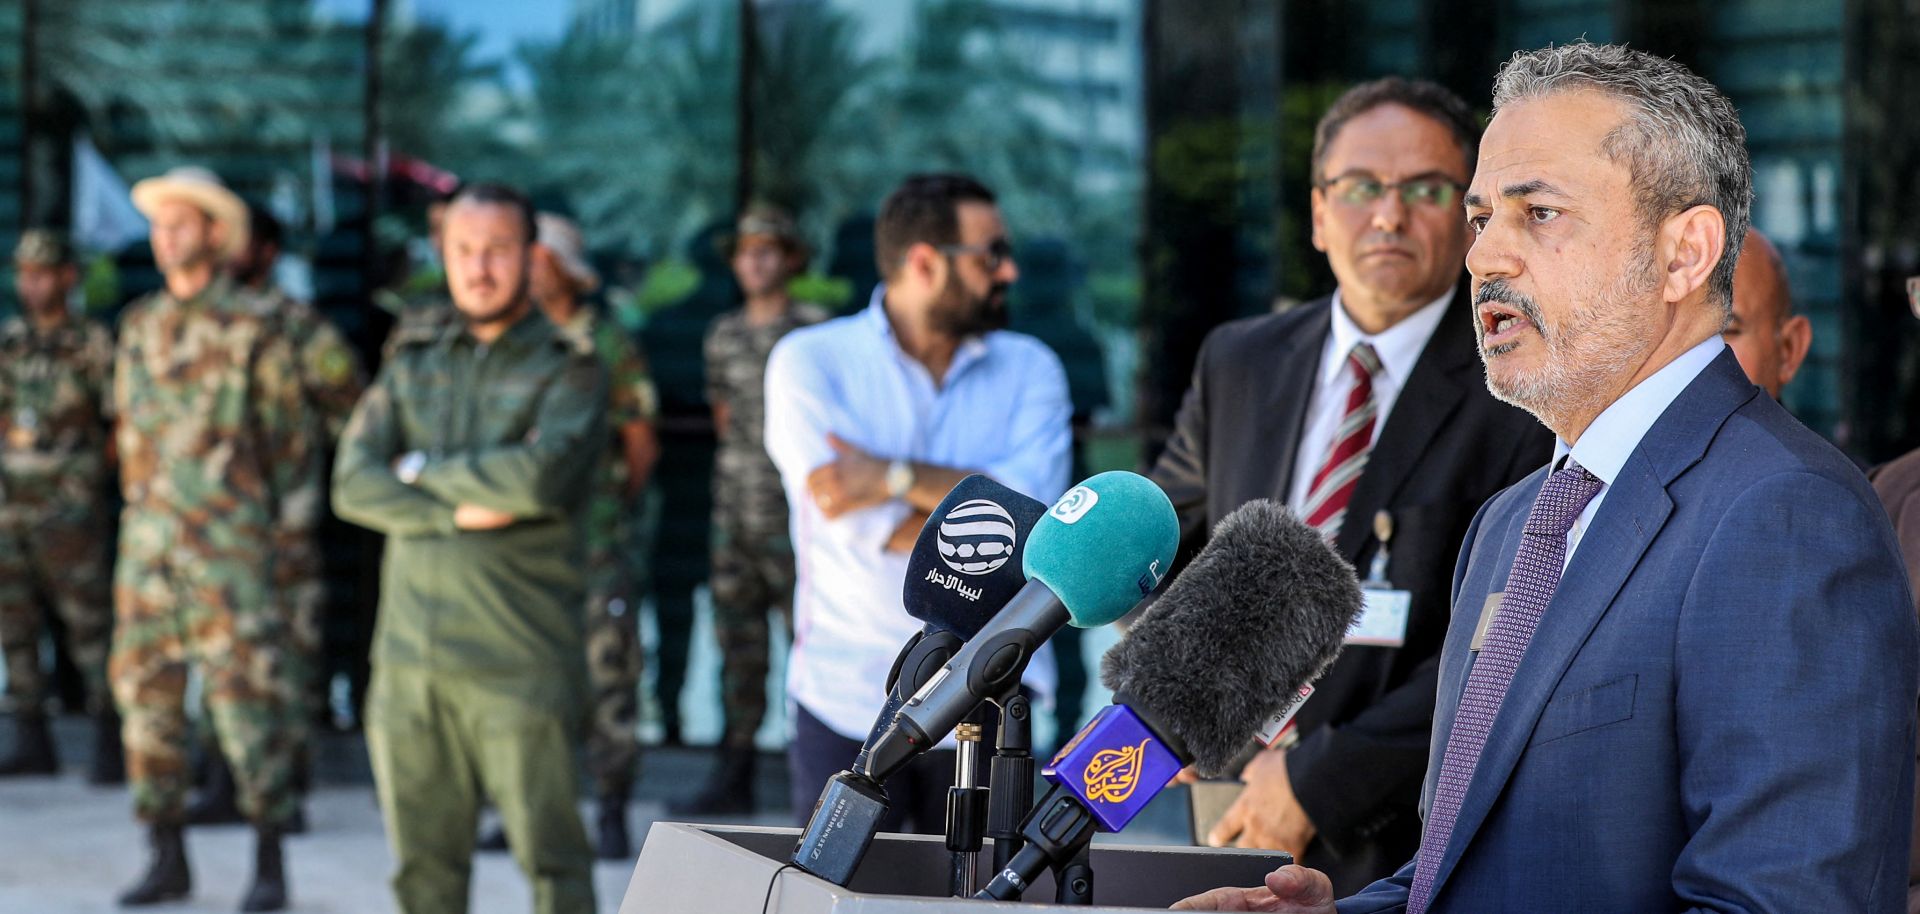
top-left (0, 315), bottom-right (116, 718)
top-left (333, 309), bottom-right (607, 914)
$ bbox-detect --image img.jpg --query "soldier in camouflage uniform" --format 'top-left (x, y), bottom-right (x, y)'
top-left (526, 213), bottom-right (659, 860)
top-left (0, 230), bottom-right (122, 784)
top-left (672, 206), bottom-right (827, 815)
top-left (185, 207), bottom-right (369, 828)
top-left (334, 184), bottom-right (606, 914)
top-left (113, 167), bottom-right (309, 911)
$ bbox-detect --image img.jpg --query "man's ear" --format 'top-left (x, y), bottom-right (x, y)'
top-left (1309, 187), bottom-right (1329, 253)
top-left (1659, 205), bottom-right (1726, 306)
top-left (1777, 313), bottom-right (1812, 389)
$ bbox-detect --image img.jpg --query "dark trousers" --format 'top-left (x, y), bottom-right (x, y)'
top-left (788, 704), bottom-right (960, 835)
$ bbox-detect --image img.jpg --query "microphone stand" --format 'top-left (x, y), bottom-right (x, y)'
top-left (985, 690), bottom-right (1033, 884)
top-left (945, 717), bottom-right (989, 896)
top-left (1054, 842), bottom-right (1094, 905)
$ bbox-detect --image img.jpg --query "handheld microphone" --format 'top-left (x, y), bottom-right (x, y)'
top-left (977, 500), bottom-right (1364, 900)
top-left (792, 476), bottom-right (1046, 886)
top-left (860, 471), bottom-right (1180, 785)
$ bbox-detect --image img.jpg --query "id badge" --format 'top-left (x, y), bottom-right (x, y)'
top-left (1345, 586), bottom-right (1412, 647)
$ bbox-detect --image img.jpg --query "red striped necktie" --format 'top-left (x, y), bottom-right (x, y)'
top-left (1301, 342), bottom-right (1382, 541)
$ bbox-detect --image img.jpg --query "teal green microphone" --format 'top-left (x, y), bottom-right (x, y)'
top-left (857, 471), bottom-right (1178, 783)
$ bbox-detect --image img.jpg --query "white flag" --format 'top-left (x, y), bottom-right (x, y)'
top-left (70, 134), bottom-right (148, 254)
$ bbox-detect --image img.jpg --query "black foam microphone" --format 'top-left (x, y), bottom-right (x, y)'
top-left (977, 500), bottom-right (1365, 900)
top-left (854, 476), bottom-right (1047, 766)
top-left (792, 476), bottom-right (1045, 886)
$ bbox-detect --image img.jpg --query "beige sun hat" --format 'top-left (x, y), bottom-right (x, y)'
top-left (535, 212), bottom-right (600, 293)
top-left (130, 166), bottom-right (250, 261)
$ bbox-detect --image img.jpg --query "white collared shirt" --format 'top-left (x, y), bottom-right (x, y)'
top-left (1285, 287), bottom-right (1455, 515)
top-left (1554, 335), bottom-right (1727, 565)
top-left (763, 285), bottom-right (1073, 740)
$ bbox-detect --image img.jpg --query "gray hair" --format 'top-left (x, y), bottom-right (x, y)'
top-left (1492, 43), bottom-right (1752, 318)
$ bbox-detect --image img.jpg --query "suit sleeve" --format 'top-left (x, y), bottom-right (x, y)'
top-left (1671, 471), bottom-right (1919, 913)
top-left (411, 349), bottom-right (609, 517)
top-left (1147, 330), bottom-right (1216, 553)
top-left (331, 362), bottom-right (457, 537)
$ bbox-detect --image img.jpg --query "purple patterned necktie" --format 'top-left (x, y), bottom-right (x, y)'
top-left (1407, 459), bottom-right (1604, 914)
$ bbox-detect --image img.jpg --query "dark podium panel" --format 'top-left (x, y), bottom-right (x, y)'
top-left (622, 822), bottom-right (1290, 912)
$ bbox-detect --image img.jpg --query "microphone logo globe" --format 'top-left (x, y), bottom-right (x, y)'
top-left (937, 498), bottom-right (1019, 575)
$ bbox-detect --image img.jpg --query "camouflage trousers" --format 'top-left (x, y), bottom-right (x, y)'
top-left (0, 498), bottom-right (114, 716)
top-left (708, 517), bottom-right (794, 749)
top-left (111, 507), bottom-right (298, 826)
top-left (583, 487), bottom-right (657, 796)
top-left (195, 533), bottom-right (324, 782)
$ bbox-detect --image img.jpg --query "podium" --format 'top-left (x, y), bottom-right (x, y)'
top-left (621, 822), bottom-right (1291, 912)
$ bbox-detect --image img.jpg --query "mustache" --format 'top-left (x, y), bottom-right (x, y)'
top-left (1475, 279), bottom-right (1546, 331)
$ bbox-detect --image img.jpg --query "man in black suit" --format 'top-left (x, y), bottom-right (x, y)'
top-left (1149, 77), bottom-right (1552, 894)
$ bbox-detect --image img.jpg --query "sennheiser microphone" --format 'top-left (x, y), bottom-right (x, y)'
top-left (860, 471), bottom-right (1181, 785)
top-left (792, 476), bottom-right (1046, 886)
top-left (977, 500), bottom-right (1364, 900)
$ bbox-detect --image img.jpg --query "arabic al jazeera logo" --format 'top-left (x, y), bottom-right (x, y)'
top-left (1082, 740), bottom-right (1148, 804)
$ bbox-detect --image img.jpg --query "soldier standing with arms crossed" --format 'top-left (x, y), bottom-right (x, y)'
top-left (334, 182), bottom-right (607, 914)
top-left (0, 230), bottom-right (122, 784)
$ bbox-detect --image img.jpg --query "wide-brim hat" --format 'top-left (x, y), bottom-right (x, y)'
top-left (535, 212), bottom-right (600, 293)
top-left (130, 166), bottom-right (250, 261)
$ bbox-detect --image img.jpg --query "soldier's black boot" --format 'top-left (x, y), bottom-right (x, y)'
top-left (118, 823), bottom-right (191, 906)
top-left (238, 824), bottom-right (287, 912)
top-left (668, 746), bottom-right (755, 816)
top-left (595, 789), bottom-right (632, 860)
top-left (0, 711), bottom-right (58, 776)
top-left (184, 753), bottom-right (244, 825)
top-left (88, 706), bottom-right (125, 785)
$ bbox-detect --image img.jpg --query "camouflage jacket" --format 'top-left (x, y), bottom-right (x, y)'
top-left (332, 308), bottom-right (609, 692)
top-left (250, 286), bottom-right (367, 442)
top-left (704, 302), bottom-right (828, 517)
top-left (560, 307), bottom-right (658, 551)
top-left (113, 275), bottom-right (314, 541)
top-left (0, 313), bottom-right (114, 498)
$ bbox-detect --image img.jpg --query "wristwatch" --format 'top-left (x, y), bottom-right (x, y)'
top-left (885, 459), bottom-right (915, 500)
top-left (395, 450), bottom-right (428, 485)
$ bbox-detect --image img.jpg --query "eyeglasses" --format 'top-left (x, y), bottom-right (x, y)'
top-left (1317, 174), bottom-right (1466, 210)
top-left (938, 239), bottom-right (1015, 273)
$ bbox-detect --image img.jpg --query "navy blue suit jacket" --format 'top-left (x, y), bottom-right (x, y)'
top-left (1341, 350), bottom-right (1920, 913)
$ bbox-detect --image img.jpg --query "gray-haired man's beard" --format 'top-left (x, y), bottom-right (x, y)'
top-left (1473, 259), bottom-right (1661, 429)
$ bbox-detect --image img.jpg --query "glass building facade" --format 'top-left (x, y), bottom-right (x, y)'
top-left (3, 0), bottom-right (1917, 734)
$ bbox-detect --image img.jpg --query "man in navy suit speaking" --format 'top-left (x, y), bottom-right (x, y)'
top-left (1177, 42), bottom-right (1920, 914)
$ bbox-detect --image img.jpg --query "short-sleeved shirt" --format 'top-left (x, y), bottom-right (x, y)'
top-left (762, 285), bottom-right (1073, 740)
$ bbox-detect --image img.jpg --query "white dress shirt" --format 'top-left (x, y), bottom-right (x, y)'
top-left (1285, 288), bottom-right (1454, 515)
top-left (1555, 336), bottom-right (1726, 566)
top-left (762, 286), bottom-right (1073, 740)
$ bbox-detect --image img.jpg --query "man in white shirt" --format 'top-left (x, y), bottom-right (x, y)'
top-left (763, 173), bottom-right (1072, 832)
